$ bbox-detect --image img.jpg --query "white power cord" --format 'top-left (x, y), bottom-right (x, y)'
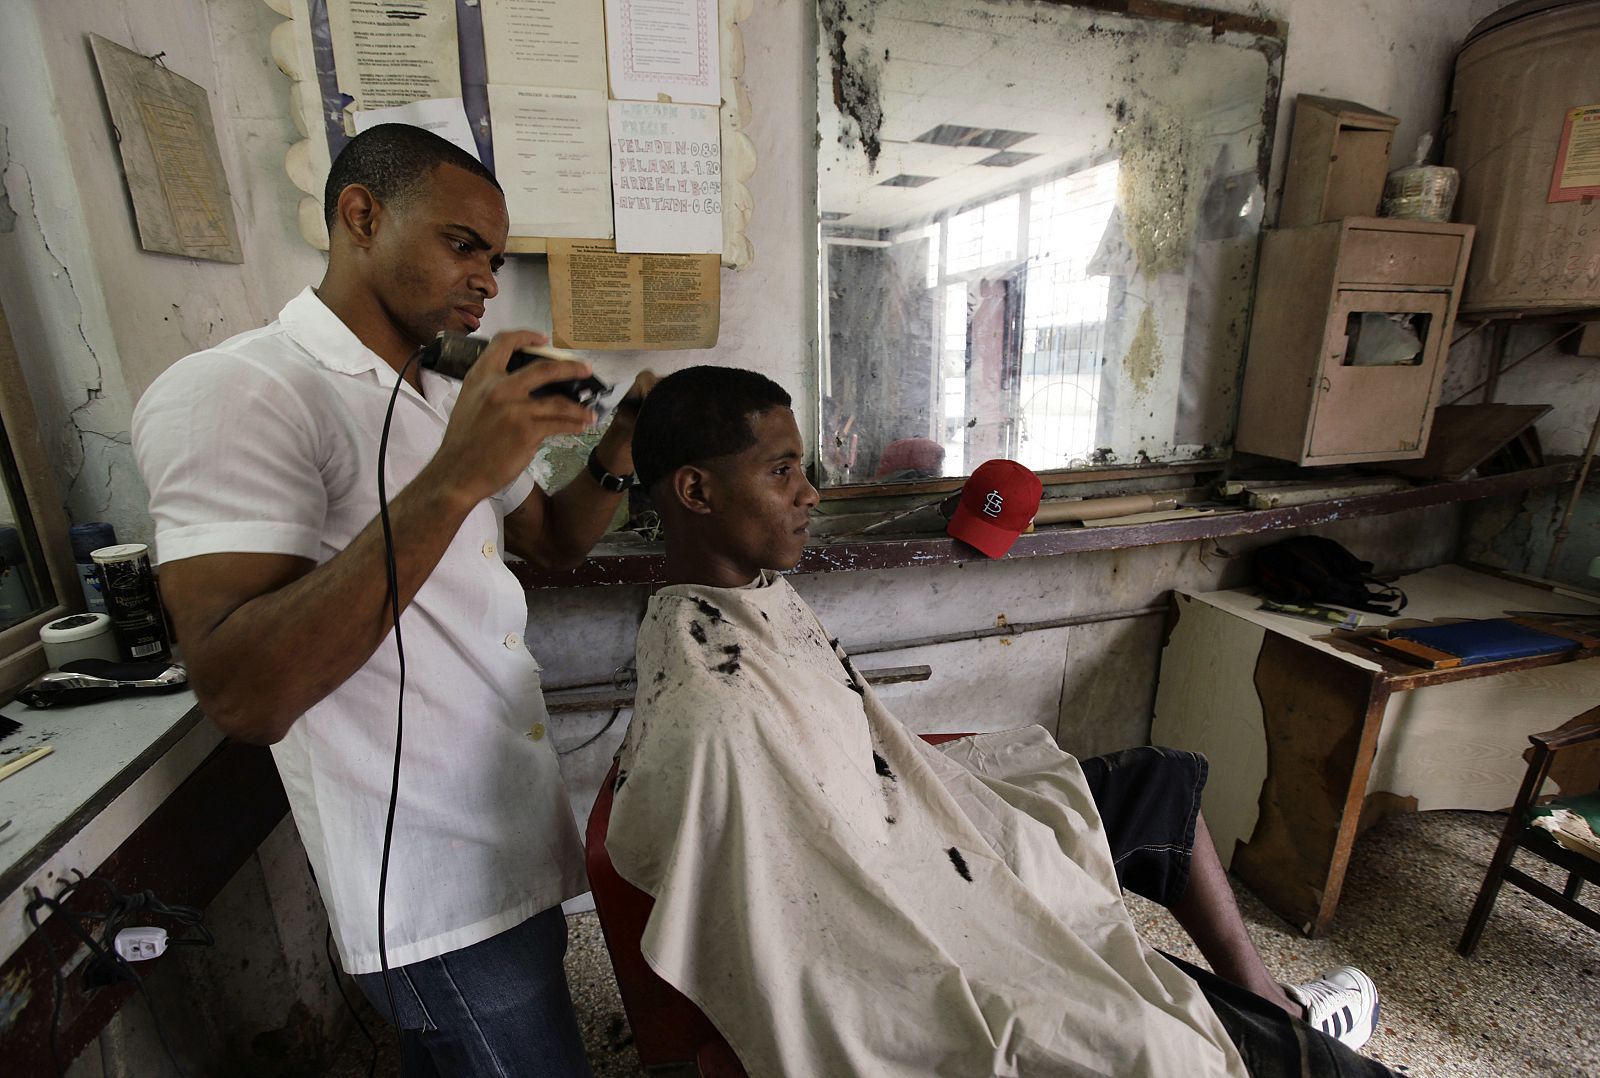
top-left (114, 926), bottom-right (168, 961)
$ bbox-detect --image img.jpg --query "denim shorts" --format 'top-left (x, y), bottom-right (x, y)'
top-left (1078, 745), bottom-right (1209, 909)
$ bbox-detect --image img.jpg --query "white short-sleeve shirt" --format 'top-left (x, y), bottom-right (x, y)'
top-left (133, 288), bottom-right (586, 973)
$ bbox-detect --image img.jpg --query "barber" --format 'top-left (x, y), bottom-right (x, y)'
top-left (133, 124), bottom-right (647, 1076)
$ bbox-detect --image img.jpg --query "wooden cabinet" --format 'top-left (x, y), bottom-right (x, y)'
top-left (1235, 217), bottom-right (1474, 466)
top-left (1278, 96), bottom-right (1398, 227)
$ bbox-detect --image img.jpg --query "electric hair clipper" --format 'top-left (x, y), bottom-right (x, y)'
top-left (418, 332), bottom-right (611, 408)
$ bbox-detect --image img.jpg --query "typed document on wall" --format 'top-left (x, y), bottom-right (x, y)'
top-left (488, 86), bottom-right (615, 238)
top-left (326, 0), bottom-right (461, 110)
top-left (481, 0), bottom-right (608, 90)
top-left (604, 0), bottom-right (721, 105)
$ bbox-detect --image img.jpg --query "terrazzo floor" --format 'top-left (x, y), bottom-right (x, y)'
top-left (324, 810), bottom-right (1600, 1077)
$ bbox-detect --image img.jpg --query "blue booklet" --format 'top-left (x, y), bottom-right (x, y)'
top-left (1390, 619), bottom-right (1579, 665)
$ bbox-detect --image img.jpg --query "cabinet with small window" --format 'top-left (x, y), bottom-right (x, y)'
top-left (1234, 217), bottom-right (1474, 466)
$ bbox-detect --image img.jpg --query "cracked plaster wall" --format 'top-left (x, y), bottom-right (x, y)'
top-left (0, 0), bottom-right (1493, 548)
top-left (2, 0), bottom-right (814, 548)
top-left (0, 2), bottom-right (340, 1073)
top-left (0, 9), bottom-right (134, 545)
top-left (0, 0), bottom-right (321, 548)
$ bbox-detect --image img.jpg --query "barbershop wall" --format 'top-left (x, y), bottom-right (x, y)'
top-left (0, 0), bottom-right (1563, 1072)
top-left (0, 0), bottom-right (280, 546)
top-left (2, 0), bottom-right (1510, 549)
top-left (0, 0), bottom-right (1527, 860)
top-left (0, 0), bottom-right (817, 550)
top-left (535, 0), bottom-right (1517, 856)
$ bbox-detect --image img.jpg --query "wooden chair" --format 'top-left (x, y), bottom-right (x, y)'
top-left (1458, 716), bottom-right (1600, 956)
top-left (585, 733), bottom-right (972, 1075)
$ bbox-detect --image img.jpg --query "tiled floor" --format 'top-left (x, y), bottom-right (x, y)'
top-left (325, 810), bottom-right (1600, 1076)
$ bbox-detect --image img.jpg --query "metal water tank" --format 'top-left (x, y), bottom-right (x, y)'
top-left (1445, 0), bottom-right (1600, 314)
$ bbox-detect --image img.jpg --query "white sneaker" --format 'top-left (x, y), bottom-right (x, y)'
top-left (1286, 966), bottom-right (1380, 1050)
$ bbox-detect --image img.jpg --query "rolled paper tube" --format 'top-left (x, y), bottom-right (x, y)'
top-left (1033, 494), bottom-right (1179, 524)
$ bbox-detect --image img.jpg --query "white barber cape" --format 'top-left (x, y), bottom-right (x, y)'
top-left (608, 573), bottom-right (1249, 1078)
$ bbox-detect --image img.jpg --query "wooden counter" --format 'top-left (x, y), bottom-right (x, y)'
top-left (0, 692), bottom-right (287, 1070)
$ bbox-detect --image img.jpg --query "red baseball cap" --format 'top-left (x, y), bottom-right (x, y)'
top-left (946, 459), bottom-right (1043, 558)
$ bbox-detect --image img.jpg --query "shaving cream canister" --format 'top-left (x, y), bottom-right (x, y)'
top-left (39, 612), bottom-right (121, 669)
top-left (70, 522), bottom-right (116, 613)
top-left (90, 543), bottom-right (171, 662)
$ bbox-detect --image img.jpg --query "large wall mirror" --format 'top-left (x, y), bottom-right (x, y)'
top-left (814, 0), bottom-right (1284, 488)
top-left (0, 300), bottom-right (79, 696)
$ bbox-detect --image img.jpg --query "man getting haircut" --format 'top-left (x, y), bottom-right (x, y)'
top-left (606, 365), bottom-right (1393, 1078)
top-left (630, 365), bottom-right (794, 492)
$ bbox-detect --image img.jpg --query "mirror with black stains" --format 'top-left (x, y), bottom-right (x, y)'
top-left (814, 0), bottom-right (1284, 486)
top-left (0, 465), bottom-right (50, 633)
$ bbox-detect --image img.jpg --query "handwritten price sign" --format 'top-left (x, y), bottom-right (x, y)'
top-left (609, 100), bottom-right (723, 254)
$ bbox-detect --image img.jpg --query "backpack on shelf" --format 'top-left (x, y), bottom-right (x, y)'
top-left (1252, 536), bottom-right (1407, 615)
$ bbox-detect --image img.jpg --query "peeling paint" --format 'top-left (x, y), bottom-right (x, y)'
top-left (1124, 308), bottom-right (1162, 396)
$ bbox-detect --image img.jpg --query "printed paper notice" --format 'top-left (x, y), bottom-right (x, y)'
top-left (481, 0), bottom-right (608, 91)
top-left (353, 98), bottom-right (479, 159)
top-left (604, 0), bottom-right (720, 105)
top-left (89, 35), bottom-right (242, 263)
top-left (1550, 104), bottom-right (1600, 203)
top-left (609, 100), bottom-right (722, 254)
top-left (136, 97), bottom-right (234, 249)
top-left (488, 86), bottom-right (613, 238)
top-left (327, 0), bottom-right (460, 110)
top-left (549, 240), bottom-right (720, 350)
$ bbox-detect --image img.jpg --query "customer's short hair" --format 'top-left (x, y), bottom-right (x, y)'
top-left (323, 124), bottom-right (501, 225)
top-left (632, 366), bottom-right (793, 492)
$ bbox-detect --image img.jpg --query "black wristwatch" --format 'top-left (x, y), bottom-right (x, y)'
top-left (586, 447), bottom-right (636, 493)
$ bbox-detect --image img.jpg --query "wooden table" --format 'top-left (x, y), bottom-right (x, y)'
top-left (1152, 564), bottom-right (1600, 936)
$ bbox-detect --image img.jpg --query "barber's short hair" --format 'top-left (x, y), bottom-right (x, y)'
top-left (323, 124), bottom-right (501, 225)
top-left (632, 366), bottom-right (793, 492)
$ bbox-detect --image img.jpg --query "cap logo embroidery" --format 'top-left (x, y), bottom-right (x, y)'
top-left (982, 490), bottom-right (1004, 518)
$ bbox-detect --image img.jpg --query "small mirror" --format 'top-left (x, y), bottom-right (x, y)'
top-left (0, 423), bottom-right (55, 633)
top-left (815, 0), bottom-right (1283, 486)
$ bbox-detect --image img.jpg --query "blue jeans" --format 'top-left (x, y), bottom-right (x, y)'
top-left (353, 906), bottom-right (593, 1077)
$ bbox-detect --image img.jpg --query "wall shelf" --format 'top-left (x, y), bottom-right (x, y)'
top-left (512, 461), bottom-right (1580, 590)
